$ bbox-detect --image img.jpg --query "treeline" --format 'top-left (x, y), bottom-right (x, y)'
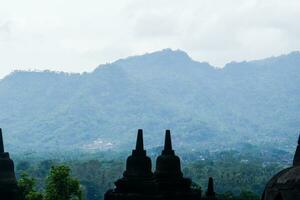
top-left (183, 151), bottom-right (284, 195)
top-left (16, 160), bottom-right (123, 200)
top-left (17, 164), bottom-right (263, 200)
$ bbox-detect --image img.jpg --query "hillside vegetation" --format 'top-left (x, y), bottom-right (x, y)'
top-left (0, 49), bottom-right (300, 153)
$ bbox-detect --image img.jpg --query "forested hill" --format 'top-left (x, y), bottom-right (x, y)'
top-left (0, 49), bottom-right (300, 153)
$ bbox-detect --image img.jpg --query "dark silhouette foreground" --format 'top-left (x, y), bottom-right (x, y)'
top-left (0, 128), bottom-right (299, 200)
top-left (0, 129), bottom-right (18, 200)
top-left (105, 129), bottom-right (300, 200)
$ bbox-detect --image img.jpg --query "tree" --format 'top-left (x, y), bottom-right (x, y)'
top-left (25, 192), bottom-right (44, 200)
top-left (18, 173), bottom-right (43, 200)
top-left (238, 190), bottom-right (260, 200)
top-left (44, 165), bottom-right (82, 200)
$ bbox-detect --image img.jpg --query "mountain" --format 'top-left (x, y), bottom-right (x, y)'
top-left (0, 49), bottom-right (300, 154)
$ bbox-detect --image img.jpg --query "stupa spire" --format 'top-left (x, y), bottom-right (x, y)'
top-left (0, 128), bottom-right (4, 153)
top-left (132, 129), bottom-right (146, 156)
top-left (162, 130), bottom-right (174, 155)
top-left (206, 177), bottom-right (216, 197)
top-left (135, 129), bottom-right (144, 151)
top-left (293, 133), bottom-right (300, 166)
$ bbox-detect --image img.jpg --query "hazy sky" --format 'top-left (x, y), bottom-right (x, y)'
top-left (0, 0), bottom-right (300, 78)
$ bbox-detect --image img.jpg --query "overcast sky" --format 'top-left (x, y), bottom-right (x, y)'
top-left (0, 0), bottom-right (300, 78)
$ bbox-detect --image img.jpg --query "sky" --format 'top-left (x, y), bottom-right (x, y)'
top-left (0, 0), bottom-right (300, 78)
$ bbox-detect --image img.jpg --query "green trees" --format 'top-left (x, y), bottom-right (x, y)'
top-left (18, 173), bottom-right (43, 200)
top-left (182, 150), bottom-right (284, 195)
top-left (18, 165), bottom-right (82, 200)
top-left (238, 190), bottom-right (260, 200)
top-left (217, 190), bottom-right (260, 200)
top-left (44, 165), bottom-right (82, 200)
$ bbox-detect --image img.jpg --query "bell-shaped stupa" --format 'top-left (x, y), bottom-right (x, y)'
top-left (154, 130), bottom-right (201, 200)
top-left (105, 129), bottom-right (158, 200)
top-left (262, 133), bottom-right (300, 200)
top-left (0, 128), bottom-right (18, 200)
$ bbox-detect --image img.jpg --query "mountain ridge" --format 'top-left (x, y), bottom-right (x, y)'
top-left (0, 49), bottom-right (299, 154)
top-left (4, 49), bottom-right (300, 80)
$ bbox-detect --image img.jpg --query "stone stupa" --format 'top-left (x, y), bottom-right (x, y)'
top-left (0, 128), bottom-right (18, 200)
top-left (262, 134), bottom-right (300, 200)
top-left (105, 129), bottom-right (159, 200)
top-left (154, 130), bottom-right (201, 200)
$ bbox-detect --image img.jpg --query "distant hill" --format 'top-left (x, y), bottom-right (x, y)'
top-left (0, 49), bottom-right (299, 154)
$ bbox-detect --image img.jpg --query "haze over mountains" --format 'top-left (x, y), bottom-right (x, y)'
top-left (0, 49), bottom-right (299, 154)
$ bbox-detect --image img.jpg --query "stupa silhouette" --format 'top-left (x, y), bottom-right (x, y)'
top-left (262, 134), bottom-right (300, 200)
top-left (0, 129), bottom-right (18, 200)
top-left (105, 129), bottom-right (202, 200)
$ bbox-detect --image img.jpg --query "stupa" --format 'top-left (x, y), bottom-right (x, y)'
top-left (154, 130), bottom-right (201, 200)
top-left (0, 128), bottom-right (18, 200)
top-left (262, 134), bottom-right (300, 200)
top-left (104, 129), bottom-right (159, 200)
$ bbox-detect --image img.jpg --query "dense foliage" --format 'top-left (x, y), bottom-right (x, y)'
top-left (18, 173), bottom-right (43, 200)
top-left (183, 152), bottom-right (283, 194)
top-left (18, 165), bottom-right (82, 200)
top-left (1, 49), bottom-right (300, 153)
top-left (44, 165), bottom-right (82, 200)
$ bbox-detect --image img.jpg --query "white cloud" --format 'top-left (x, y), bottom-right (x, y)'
top-left (0, 0), bottom-right (300, 77)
